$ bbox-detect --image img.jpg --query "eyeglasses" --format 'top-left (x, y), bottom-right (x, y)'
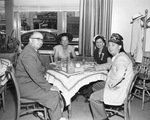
top-left (31, 37), bottom-right (43, 41)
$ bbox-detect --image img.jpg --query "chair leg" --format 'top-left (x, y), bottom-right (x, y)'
top-left (16, 101), bottom-right (20, 120)
top-left (44, 107), bottom-right (47, 120)
top-left (124, 103), bottom-right (127, 120)
top-left (48, 109), bottom-right (53, 120)
top-left (142, 80), bottom-right (146, 110)
top-left (120, 99), bottom-right (131, 120)
top-left (4, 84), bottom-right (7, 96)
top-left (131, 89), bottom-right (139, 101)
top-left (128, 101), bottom-right (131, 120)
top-left (68, 104), bottom-right (72, 119)
top-left (2, 91), bottom-right (5, 112)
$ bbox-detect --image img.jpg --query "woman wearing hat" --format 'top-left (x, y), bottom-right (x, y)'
top-left (53, 33), bottom-right (76, 62)
top-left (88, 33), bottom-right (134, 120)
top-left (93, 35), bottom-right (111, 64)
top-left (83, 35), bottom-right (111, 102)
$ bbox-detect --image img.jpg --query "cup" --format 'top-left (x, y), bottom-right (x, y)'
top-left (76, 62), bottom-right (81, 68)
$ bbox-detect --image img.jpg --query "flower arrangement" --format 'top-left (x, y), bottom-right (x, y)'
top-left (0, 30), bottom-right (20, 53)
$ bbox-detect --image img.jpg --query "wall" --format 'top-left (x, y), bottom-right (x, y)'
top-left (111, 0), bottom-right (150, 52)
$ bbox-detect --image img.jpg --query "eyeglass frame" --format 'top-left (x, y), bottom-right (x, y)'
top-left (31, 37), bottom-right (43, 41)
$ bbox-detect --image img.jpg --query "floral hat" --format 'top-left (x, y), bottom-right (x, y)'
top-left (93, 34), bottom-right (106, 44)
top-left (109, 33), bottom-right (125, 52)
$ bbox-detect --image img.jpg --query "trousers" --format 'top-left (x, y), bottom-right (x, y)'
top-left (89, 89), bottom-right (108, 120)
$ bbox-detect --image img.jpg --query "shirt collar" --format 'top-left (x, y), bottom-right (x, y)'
top-left (112, 53), bottom-right (119, 62)
top-left (29, 43), bottom-right (38, 52)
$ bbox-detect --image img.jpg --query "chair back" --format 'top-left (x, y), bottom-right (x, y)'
top-left (125, 65), bottom-right (141, 103)
top-left (138, 56), bottom-right (150, 78)
top-left (8, 67), bottom-right (20, 120)
top-left (76, 56), bottom-right (94, 62)
top-left (142, 56), bottom-right (150, 66)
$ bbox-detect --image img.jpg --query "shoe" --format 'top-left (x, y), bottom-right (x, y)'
top-left (84, 98), bottom-right (89, 103)
top-left (102, 118), bottom-right (110, 120)
top-left (59, 117), bottom-right (68, 120)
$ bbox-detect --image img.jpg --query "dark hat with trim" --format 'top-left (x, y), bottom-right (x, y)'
top-left (109, 33), bottom-right (125, 52)
top-left (109, 33), bottom-right (123, 45)
top-left (56, 33), bottom-right (73, 43)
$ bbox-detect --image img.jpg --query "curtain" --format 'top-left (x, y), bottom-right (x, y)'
top-left (79, 0), bottom-right (113, 56)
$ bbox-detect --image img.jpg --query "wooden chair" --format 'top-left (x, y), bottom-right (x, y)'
top-left (8, 67), bottom-right (50, 120)
top-left (105, 65), bottom-right (140, 120)
top-left (0, 59), bottom-right (12, 112)
top-left (49, 52), bottom-right (54, 63)
top-left (76, 55), bottom-right (94, 62)
top-left (0, 85), bottom-right (5, 111)
top-left (132, 56), bottom-right (150, 110)
top-left (0, 72), bottom-right (10, 112)
top-left (39, 50), bottom-right (54, 63)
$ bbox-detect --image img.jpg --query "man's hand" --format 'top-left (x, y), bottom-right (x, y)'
top-left (50, 86), bottom-right (60, 92)
top-left (46, 64), bottom-right (54, 70)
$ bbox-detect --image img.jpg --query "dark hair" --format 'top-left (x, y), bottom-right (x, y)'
top-left (93, 35), bottom-right (106, 46)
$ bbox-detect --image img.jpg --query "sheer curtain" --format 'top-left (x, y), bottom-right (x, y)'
top-left (79, 0), bottom-right (113, 56)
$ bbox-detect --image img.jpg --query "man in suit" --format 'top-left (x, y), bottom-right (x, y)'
top-left (15, 32), bottom-right (67, 120)
top-left (88, 33), bottom-right (134, 120)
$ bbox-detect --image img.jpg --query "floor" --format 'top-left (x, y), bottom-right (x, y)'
top-left (0, 88), bottom-right (150, 120)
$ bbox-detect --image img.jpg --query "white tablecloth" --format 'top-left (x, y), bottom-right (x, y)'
top-left (46, 69), bottom-right (107, 105)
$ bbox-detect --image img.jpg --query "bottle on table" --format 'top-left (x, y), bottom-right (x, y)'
top-left (66, 57), bottom-right (75, 74)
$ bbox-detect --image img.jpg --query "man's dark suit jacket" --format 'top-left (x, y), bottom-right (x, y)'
top-left (15, 44), bottom-right (52, 97)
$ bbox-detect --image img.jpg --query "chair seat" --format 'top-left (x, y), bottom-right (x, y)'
top-left (20, 98), bottom-right (37, 103)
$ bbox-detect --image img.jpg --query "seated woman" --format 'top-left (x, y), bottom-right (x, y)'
top-left (92, 35), bottom-right (112, 92)
top-left (89, 33), bottom-right (134, 120)
top-left (54, 33), bottom-right (76, 62)
top-left (82, 35), bottom-right (111, 101)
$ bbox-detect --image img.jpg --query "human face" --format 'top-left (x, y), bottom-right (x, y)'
top-left (108, 42), bottom-right (121, 56)
top-left (95, 39), bottom-right (105, 49)
top-left (29, 32), bottom-right (43, 50)
top-left (61, 36), bottom-right (69, 47)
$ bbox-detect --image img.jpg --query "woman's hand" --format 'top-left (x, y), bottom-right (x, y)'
top-left (84, 66), bottom-right (96, 72)
top-left (54, 64), bottom-right (62, 71)
top-left (50, 86), bottom-right (60, 92)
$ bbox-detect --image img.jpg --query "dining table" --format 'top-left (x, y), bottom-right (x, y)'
top-left (46, 61), bottom-right (108, 106)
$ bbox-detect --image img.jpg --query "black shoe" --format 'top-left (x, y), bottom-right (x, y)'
top-left (102, 118), bottom-right (110, 120)
top-left (84, 98), bottom-right (89, 103)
